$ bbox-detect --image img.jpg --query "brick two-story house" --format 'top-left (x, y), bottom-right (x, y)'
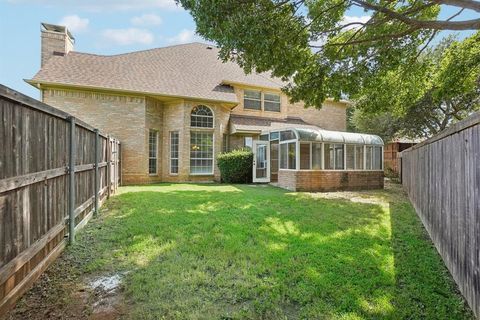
top-left (27, 23), bottom-right (384, 191)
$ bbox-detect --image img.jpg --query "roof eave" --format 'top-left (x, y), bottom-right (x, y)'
top-left (221, 80), bottom-right (282, 92)
top-left (24, 79), bottom-right (239, 107)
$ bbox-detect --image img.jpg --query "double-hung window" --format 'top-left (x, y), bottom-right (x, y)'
top-left (190, 105), bottom-right (214, 174)
top-left (244, 90), bottom-right (281, 112)
top-left (170, 131), bottom-right (179, 174)
top-left (148, 130), bottom-right (158, 175)
top-left (264, 93), bottom-right (281, 112)
top-left (244, 90), bottom-right (262, 110)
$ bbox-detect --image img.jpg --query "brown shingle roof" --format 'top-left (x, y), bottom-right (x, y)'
top-left (29, 42), bottom-right (285, 103)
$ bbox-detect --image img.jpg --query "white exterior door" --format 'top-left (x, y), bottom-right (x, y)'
top-left (253, 140), bottom-right (270, 183)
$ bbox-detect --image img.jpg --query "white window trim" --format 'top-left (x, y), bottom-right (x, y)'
top-left (345, 144), bottom-right (357, 170)
top-left (190, 131), bottom-right (215, 175)
top-left (279, 140), bottom-right (297, 170)
top-left (244, 136), bottom-right (253, 149)
top-left (190, 105), bottom-right (215, 129)
top-left (148, 129), bottom-right (158, 176)
top-left (323, 143), bottom-right (344, 171)
top-left (243, 89), bottom-right (281, 112)
top-left (223, 134), bottom-right (229, 153)
top-left (263, 91), bottom-right (281, 112)
top-left (364, 145), bottom-right (368, 170)
top-left (169, 131), bottom-right (179, 175)
top-left (279, 139), bottom-right (384, 172)
top-left (243, 89), bottom-right (262, 111)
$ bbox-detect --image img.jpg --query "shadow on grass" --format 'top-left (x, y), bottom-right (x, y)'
top-left (67, 183), bottom-right (473, 320)
top-left (388, 192), bottom-right (474, 319)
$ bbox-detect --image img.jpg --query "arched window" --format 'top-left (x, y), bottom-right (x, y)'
top-left (191, 105), bottom-right (214, 128)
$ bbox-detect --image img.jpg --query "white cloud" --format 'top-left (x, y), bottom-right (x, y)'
top-left (59, 15), bottom-right (89, 33)
top-left (102, 28), bottom-right (154, 45)
top-left (8, 0), bottom-right (178, 11)
top-left (167, 29), bottom-right (201, 44)
top-left (341, 15), bottom-right (371, 30)
top-left (131, 14), bottom-right (162, 26)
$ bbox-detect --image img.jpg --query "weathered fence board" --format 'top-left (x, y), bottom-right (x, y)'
top-left (401, 111), bottom-right (480, 318)
top-left (0, 84), bottom-right (121, 316)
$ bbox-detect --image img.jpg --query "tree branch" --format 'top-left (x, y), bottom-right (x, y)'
top-left (327, 27), bottom-right (419, 46)
top-left (352, 0), bottom-right (480, 30)
top-left (431, 0), bottom-right (480, 12)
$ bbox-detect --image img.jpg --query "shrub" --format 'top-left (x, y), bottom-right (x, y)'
top-left (217, 148), bottom-right (253, 183)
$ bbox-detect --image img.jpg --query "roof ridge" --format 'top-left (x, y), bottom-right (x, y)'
top-left (70, 42), bottom-right (215, 58)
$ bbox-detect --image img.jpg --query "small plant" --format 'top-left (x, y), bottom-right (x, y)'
top-left (217, 148), bottom-right (253, 183)
top-left (384, 167), bottom-right (400, 183)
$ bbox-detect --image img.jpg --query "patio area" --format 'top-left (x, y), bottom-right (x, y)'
top-left (6, 183), bottom-right (473, 320)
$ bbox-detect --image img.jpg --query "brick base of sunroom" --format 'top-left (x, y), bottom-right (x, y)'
top-left (277, 170), bottom-right (384, 192)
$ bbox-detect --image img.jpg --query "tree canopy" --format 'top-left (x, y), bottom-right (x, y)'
top-left (178, 0), bottom-right (480, 108)
top-left (351, 33), bottom-right (480, 140)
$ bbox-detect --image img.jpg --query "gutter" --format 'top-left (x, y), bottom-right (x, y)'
top-left (24, 79), bottom-right (239, 107)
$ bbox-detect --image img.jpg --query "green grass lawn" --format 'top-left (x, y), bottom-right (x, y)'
top-left (54, 184), bottom-right (472, 319)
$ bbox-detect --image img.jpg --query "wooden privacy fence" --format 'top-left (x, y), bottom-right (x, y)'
top-left (401, 112), bottom-right (480, 318)
top-left (0, 85), bottom-right (120, 315)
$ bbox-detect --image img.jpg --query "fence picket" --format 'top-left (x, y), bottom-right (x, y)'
top-left (401, 112), bottom-right (480, 318)
top-left (0, 84), bottom-right (121, 316)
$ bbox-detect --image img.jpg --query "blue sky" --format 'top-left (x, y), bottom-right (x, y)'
top-left (0, 0), bottom-right (203, 98)
top-left (0, 0), bottom-right (476, 99)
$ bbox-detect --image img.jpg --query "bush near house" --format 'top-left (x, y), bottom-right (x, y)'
top-left (217, 148), bottom-right (253, 183)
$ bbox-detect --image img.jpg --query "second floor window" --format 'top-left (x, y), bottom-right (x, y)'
top-left (244, 90), bottom-right (262, 110)
top-left (244, 90), bottom-right (281, 112)
top-left (264, 93), bottom-right (281, 112)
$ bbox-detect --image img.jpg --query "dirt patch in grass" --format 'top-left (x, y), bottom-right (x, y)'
top-left (3, 251), bottom-right (127, 320)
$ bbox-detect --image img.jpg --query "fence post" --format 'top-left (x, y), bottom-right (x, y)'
top-left (94, 129), bottom-right (99, 217)
top-left (107, 136), bottom-right (111, 199)
top-left (119, 143), bottom-right (122, 186)
top-left (68, 116), bottom-right (76, 245)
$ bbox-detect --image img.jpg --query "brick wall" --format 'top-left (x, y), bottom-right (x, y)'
top-left (42, 88), bottom-right (236, 184)
top-left (230, 87), bottom-right (347, 131)
top-left (278, 170), bottom-right (384, 192)
top-left (42, 88), bottom-right (148, 184)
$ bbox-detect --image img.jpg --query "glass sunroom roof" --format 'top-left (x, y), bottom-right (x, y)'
top-left (275, 127), bottom-right (384, 145)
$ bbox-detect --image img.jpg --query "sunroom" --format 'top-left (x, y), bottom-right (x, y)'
top-left (252, 127), bottom-right (384, 192)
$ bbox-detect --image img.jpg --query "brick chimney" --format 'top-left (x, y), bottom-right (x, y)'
top-left (41, 23), bottom-right (75, 67)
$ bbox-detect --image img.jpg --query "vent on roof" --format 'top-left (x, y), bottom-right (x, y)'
top-left (53, 51), bottom-right (65, 56)
top-left (206, 46), bottom-right (213, 50)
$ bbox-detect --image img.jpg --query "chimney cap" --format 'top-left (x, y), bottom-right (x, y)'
top-left (41, 22), bottom-right (75, 41)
